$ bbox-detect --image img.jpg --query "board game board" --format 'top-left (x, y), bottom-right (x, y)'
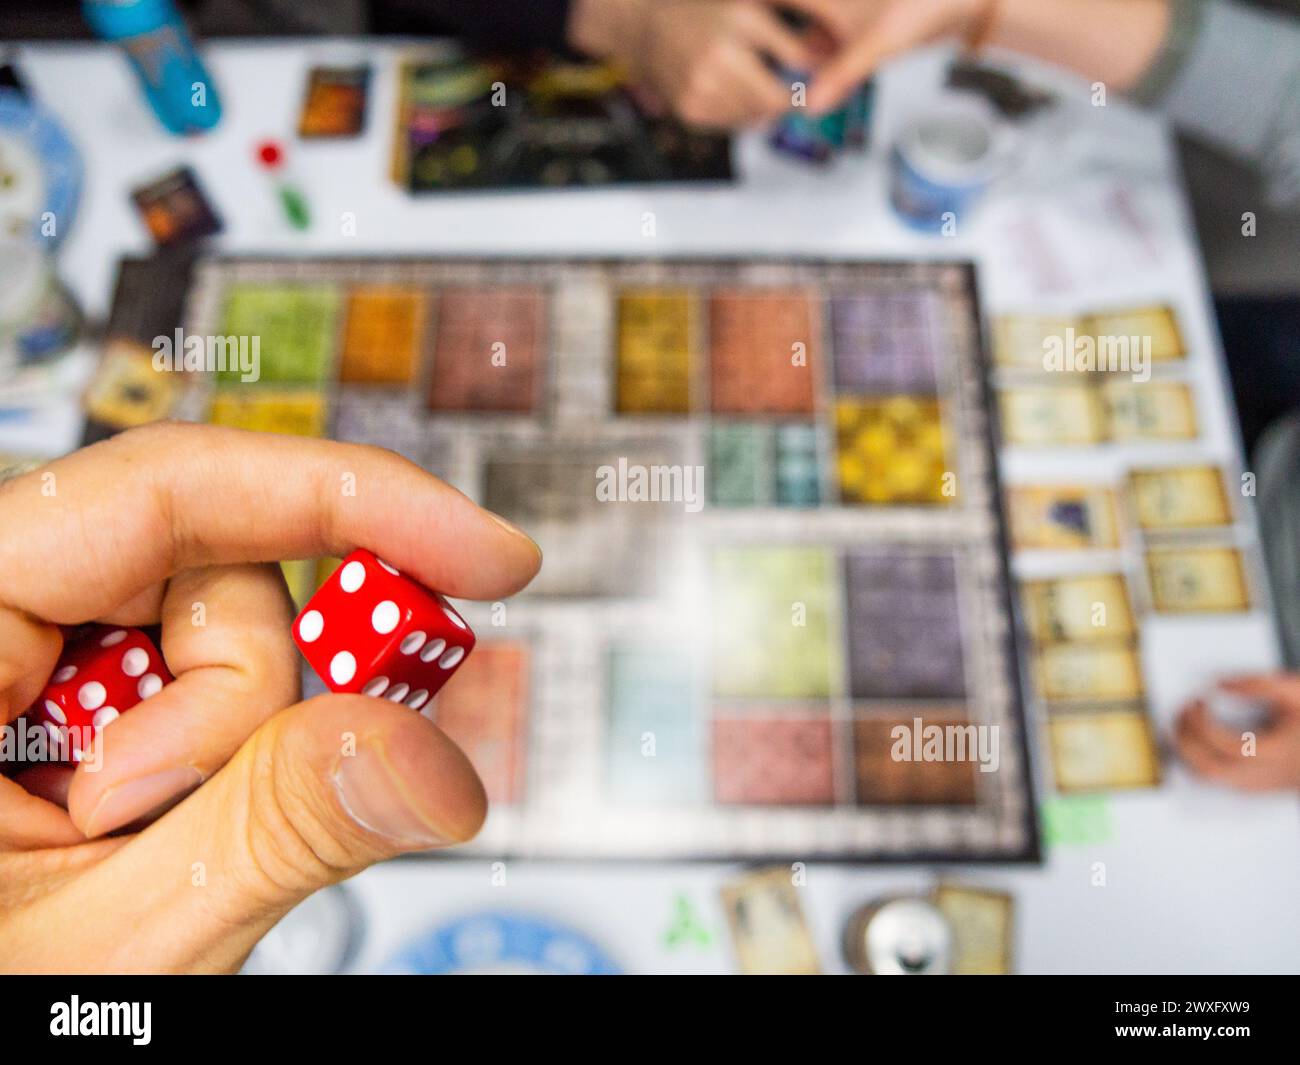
top-left (91, 254), bottom-right (1040, 863)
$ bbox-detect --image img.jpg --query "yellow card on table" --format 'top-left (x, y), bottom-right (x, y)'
top-left (1129, 466), bottom-right (1232, 530)
top-left (1021, 573), bottom-right (1136, 644)
top-left (1048, 710), bottom-right (1161, 792)
top-left (1146, 546), bottom-right (1250, 613)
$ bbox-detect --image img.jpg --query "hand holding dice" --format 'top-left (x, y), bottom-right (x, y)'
top-left (30, 625), bottom-right (175, 763)
top-left (28, 550), bottom-right (474, 767)
top-left (293, 549), bottom-right (475, 708)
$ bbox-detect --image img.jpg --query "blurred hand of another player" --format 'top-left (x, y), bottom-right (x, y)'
top-left (569, 0), bottom-right (818, 128)
top-left (1174, 675), bottom-right (1300, 792)
top-left (0, 424), bottom-right (541, 972)
top-left (777, 0), bottom-right (988, 113)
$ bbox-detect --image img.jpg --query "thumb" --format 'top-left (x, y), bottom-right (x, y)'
top-left (31, 695), bottom-right (486, 973)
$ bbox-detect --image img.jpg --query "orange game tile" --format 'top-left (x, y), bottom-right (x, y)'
top-left (708, 288), bottom-right (818, 414)
top-left (339, 286), bottom-right (429, 385)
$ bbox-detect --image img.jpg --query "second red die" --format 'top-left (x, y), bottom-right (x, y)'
top-left (293, 549), bottom-right (476, 709)
top-left (29, 625), bottom-right (174, 763)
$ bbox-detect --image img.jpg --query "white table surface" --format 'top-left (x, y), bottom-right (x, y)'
top-left (6, 38), bottom-right (1299, 974)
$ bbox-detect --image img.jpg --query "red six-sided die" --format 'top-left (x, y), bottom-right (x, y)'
top-left (292, 548), bottom-right (475, 709)
top-left (29, 625), bottom-right (174, 763)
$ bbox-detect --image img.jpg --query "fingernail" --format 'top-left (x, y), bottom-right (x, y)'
top-left (333, 744), bottom-right (450, 847)
top-left (486, 510), bottom-right (542, 560)
top-left (85, 766), bottom-right (204, 837)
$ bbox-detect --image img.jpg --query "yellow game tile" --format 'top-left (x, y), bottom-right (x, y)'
top-left (835, 396), bottom-right (953, 505)
top-left (208, 388), bottom-right (328, 437)
top-left (616, 289), bottom-right (694, 414)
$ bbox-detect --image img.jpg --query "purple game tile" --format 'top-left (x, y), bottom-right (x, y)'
top-left (844, 551), bottom-right (966, 699)
top-left (831, 290), bottom-right (940, 394)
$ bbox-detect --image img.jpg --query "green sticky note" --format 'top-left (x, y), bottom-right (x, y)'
top-left (220, 284), bottom-right (341, 385)
top-left (1040, 795), bottom-right (1113, 847)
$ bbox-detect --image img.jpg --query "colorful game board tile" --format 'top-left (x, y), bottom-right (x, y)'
top-left (208, 387), bottom-right (328, 437)
top-left (709, 422), bottom-right (774, 507)
top-left (1047, 709), bottom-right (1161, 792)
top-left (616, 289), bottom-right (694, 414)
top-left (845, 551), bottom-right (966, 699)
top-left (835, 396), bottom-right (951, 504)
top-left (712, 713), bottom-right (835, 805)
top-left (218, 284), bottom-right (341, 385)
top-left (708, 289), bottom-right (817, 414)
top-left (830, 288), bottom-right (939, 393)
top-left (333, 392), bottom-right (433, 467)
top-left (852, 712), bottom-right (979, 805)
top-left (433, 642), bottom-right (530, 804)
top-left (712, 547), bottom-right (839, 699)
top-left (427, 286), bottom-right (543, 413)
top-left (339, 285), bottom-right (428, 384)
top-left (606, 646), bottom-right (703, 803)
top-left (774, 422), bottom-right (821, 506)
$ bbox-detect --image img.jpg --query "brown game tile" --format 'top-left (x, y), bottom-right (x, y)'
top-left (427, 286), bottom-right (544, 413)
top-left (853, 711), bottom-right (979, 805)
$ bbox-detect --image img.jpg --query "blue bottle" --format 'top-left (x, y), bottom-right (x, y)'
top-left (82, 0), bottom-right (221, 135)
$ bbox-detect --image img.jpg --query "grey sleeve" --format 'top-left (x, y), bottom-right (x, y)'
top-left (1131, 0), bottom-right (1300, 207)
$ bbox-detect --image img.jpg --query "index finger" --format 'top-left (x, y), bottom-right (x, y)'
top-left (0, 423), bottom-right (542, 623)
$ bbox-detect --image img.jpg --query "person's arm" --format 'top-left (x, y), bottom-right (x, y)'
top-left (796, 0), bottom-right (1171, 111)
top-left (797, 0), bottom-right (1300, 205)
top-left (1129, 0), bottom-right (1300, 207)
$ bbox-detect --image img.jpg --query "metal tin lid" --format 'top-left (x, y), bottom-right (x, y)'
top-left (843, 896), bottom-right (954, 975)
